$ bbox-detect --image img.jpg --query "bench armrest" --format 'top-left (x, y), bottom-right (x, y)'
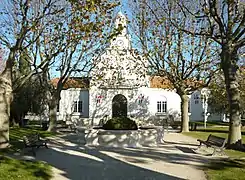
top-left (197, 139), bottom-right (206, 143)
top-left (197, 139), bottom-right (211, 146)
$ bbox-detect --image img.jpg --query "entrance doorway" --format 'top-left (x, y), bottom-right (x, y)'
top-left (112, 94), bottom-right (127, 117)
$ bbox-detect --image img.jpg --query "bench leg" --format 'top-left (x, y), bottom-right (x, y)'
top-left (212, 148), bottom-right (216, 156)
top-left (197, 143), bottom-right (205, 150)
top-left (37, 142), bottom-right (48, 149)
top-left (220, 149), bottom-right (226, 156)
top-left (31, 147), bottom-right (36, 156)
top-left (213, 148), bottom-right (226, 156)
top-left (212, 148), bottom-right (226, 156)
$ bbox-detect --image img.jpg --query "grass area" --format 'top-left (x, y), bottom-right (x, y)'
top-left (189, 121), bottom-right (230, 126)
top-left (0, 126), bottom-right (56, 180)
top-left (206, 158), bottom-right (245, 180)
top-left (184, 126), bottom-right (245, 157)
top-left (0, 156), bottom-right (52, 180)
top-left (184, 125), bottom-right (245, 180)
top-left (5, 126), bottom-right (58, 153)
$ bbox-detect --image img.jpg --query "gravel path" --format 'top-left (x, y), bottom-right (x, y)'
top-left (16, 131), bottom-right (212, 180)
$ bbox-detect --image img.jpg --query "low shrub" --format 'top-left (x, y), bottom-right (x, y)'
top-left (103, 117), bottom-right (138, 130)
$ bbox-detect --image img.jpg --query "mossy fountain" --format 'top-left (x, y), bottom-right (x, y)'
top-left (85, 117), bottom-right (164, 147)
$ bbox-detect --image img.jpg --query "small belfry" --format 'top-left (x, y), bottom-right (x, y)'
top-left (90, 11), bottom-right (148, 90)
top-left (114, 11), bottom-right (127, 36)
top-left (110, 11), bottom-right (131, 50)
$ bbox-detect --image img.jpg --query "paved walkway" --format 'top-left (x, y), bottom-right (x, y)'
top-left (18, 131), bottom-right (220, 180)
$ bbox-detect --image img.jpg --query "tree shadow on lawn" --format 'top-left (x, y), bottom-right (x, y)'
top-left (202, 157), bottom-right (245, 178)
top-left (193, 128), bottom-right (245, 136)
top-left (195, 129), bottom-right (229, 133)
top-left (0, 127), bottom-right (59, 154)
top-left (206, 158), bottom-right (245, 170)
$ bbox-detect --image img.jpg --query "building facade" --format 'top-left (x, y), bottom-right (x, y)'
top-left (54, 12), bottom-right (224, 127)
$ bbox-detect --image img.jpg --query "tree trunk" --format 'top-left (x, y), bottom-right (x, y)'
top-left (47, 89), bottom-right (61, 132)
top-left (180, 94), bottom-right (189, 132)
top-left (0, 86), bottom-right (11, 148)
top-left (47, 96), bottom-right (57, 132)
top-left (9, 109), bottom-right (19, 127)
top-left (0, 56), bottom-right (13, 148)
top-left (221, 47), bottom-right (242, 148)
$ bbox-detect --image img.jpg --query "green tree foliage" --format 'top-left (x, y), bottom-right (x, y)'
top-left (10, 77), bottom-right (46, 126)
top-left (209, 69), bottom-right (245, 118)
top-left (10, 47), bottom-right (46, 126)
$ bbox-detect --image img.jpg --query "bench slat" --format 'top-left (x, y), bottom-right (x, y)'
top-left (23, 133), bottom-right (48, 156)
top-left (197, 134), bottom-right (226, 155)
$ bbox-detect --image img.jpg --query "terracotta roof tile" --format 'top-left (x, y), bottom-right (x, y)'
top-left (51, 77), bottom-right (89, 89)
top-left (149, 76), bottom-right (174, 89)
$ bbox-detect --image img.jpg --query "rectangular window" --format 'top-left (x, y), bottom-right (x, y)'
top-left (157, 101), bottom-right (167, 113)
top-left (78, 101), bottom-right (83, 112)
top-left (162, 101), bottom-right (167, 113)
top-left (157, 101), bottom-right (162, 113)
top-left (73, 101), bottom-right (82, 113)
top-left (188, 100), bottom-right (190, 113)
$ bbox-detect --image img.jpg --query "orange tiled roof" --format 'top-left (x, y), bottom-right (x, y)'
top-left (51, 77), bottom-right (89, 89)
top-left (149, 76), bottom-right (204, 89)
top-left (51, 76), bottom-right (203, 89)
top-left (149, 76), bottom-right (174, 89)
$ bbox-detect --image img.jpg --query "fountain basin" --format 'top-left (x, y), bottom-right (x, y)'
top-left (85, 126), bottom-right (164, 147)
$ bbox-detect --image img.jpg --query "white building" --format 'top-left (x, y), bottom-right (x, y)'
top-left (189, 90), bottom-right (227, 122)
top-left (54, 12), bottom-right (224, 127)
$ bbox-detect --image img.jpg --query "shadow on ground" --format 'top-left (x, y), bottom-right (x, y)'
top-left (10, 130), bottom-right (245, 180)
top-left (15, 132), bottom-right (213, 180)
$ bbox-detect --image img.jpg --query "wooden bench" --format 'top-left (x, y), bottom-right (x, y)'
top-left (197, 134), bottom-right (226, 155)
top-left (23, 133), bottom-right (49, 156)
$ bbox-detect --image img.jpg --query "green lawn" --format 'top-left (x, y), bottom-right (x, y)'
top-left (206, 158), bottom-right (245, 180)
top-left (0, 156), bottom-right (52, 180)
top-left (7, 126), bottom-right (57, 153)
top-left (184, 126), bottom-right (245, 180)
top-left (0, 126), bottom-right (57, 180)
